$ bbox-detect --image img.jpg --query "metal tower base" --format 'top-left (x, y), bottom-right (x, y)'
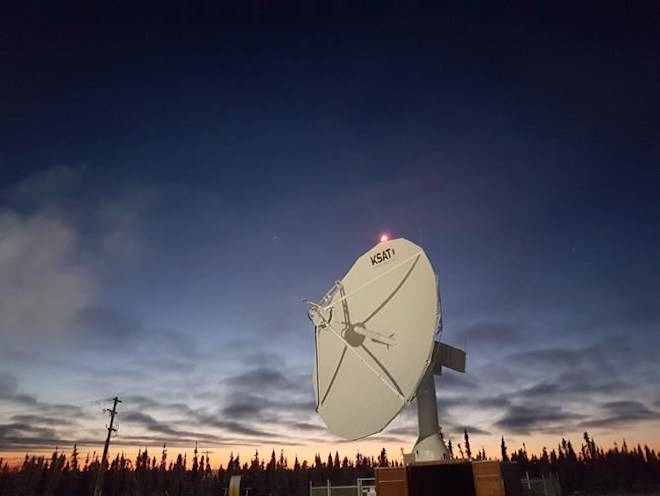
top-left (404, 340), bottom-right (468, 465)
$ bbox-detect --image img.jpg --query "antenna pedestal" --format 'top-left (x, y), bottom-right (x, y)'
top-left (409, 367), bottom-right (448, 464)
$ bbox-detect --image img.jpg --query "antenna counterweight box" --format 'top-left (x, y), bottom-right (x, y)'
top-left (375, 460), bottom-right (523, 496)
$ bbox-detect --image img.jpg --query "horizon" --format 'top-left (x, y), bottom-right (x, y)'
top-left (1, 2), bottom-right (659, 469)
top-left (1, 429), bottom-right (655, 470)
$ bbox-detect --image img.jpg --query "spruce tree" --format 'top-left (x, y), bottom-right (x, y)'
top-left (501, 437), bottom-right (509, 462)
top-left (464, 429), bottom-right (472, 460)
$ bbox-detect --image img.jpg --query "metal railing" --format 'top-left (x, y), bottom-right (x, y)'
top-left (309, 478), bottom-right (376, 496)
top-left (310, 473), bottom-right (561, 496)
top-left (522, 472), bottom-right (562, 496)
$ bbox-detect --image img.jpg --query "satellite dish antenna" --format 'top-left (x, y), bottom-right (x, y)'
top-left (305, 237), bottom-right (466, 463)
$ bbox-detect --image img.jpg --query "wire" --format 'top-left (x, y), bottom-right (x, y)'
top-left (321, 250), bottom-right (423, 311)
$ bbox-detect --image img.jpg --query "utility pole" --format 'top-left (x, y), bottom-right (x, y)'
top-left (93, 396), bottom-right (121, 496)
top-left (201, 449), bottom-right (214, 471)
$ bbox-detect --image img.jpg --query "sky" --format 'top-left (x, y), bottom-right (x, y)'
top-left (1, 2), bottom-right (659, 467)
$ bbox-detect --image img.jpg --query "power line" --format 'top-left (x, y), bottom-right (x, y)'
top-left (0, 396), bottom-right (111, 417)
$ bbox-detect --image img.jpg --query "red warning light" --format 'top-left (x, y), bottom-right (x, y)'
top-left (380, 234), bottom-right (389, 242)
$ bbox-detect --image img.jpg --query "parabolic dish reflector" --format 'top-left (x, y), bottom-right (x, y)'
top-left (309, 238), bottom-right (439, 440)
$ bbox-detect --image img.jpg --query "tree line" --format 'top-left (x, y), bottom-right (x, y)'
top-left (0, 431), bottom-right (659, 496)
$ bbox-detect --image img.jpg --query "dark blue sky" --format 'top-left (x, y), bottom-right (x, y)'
top-left (1, 2), bottom-right (659, 461)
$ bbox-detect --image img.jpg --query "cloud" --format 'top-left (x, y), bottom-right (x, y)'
top-left (200, 419), bottom-right (276, 438)
top-left (0, 373), bottom-right (86, 422)
top-left (579, 401), bottom-right (660, 429)
top-left (221, 399), bottom-right (266, 418)
top-left (0, 372), bottom-right (43, 407)
top-left (286, 400), bottom-right (316, 413)
top-left (8, 165), bottom-right (148, 263)
top-left (1, 165), bottom-right (151, 346)
top-left (379, 395), bottom-right (481, 443)
top-left (384, 425), bottom-right (417, 437)
top-left (219, 394), bottom-right (315, 420)
top-left (483, 343), bottom-right (660, 436)
top-left (10, 414), bottom-right (78, 427)
top-left (364, 434), bottom-right (412, 445)
top-left (214, 364), bottom-right (316, 438)
top-left (96, 195), bottom-right (145, 261)
top-left (121, 410), bottom-right (277, 446)
top-left (453, 321), bottom-right (523, 349)
top-left (122, 412), bottom-right (209, 439)
top-left (122, 395), bottom-right (161, 409)
top-left (0, 409), bottom-right (85, 451)
top-left (115, 434), bottom-right (255, 449)
top-left (0, 373), bottom-right (19, 397)
top-left (8, 166), bottom-right (85, 210)
top-left (120, 396), bottom-right (195, 416)
top-left (509, 347), bottom-right (590, 369)
top-left (520, 383), bottom-right (559, 397)
top-left (436, 371), bottom-right (477, 392)
top-left (452, 426), bottom-right (491, 436)
top-left (150, 330), bottom-right (200, 359)
top-left (118, 392), bottom-right (286, 446)
top-left (518, 375), bottom-right (629, 403)
top-left (0, 392), bottom-right (39, 407)
top-left (237, 350), bottom-right (286, 367)
top-left (0, 210), bottom-right (93, 339)
top-left (151, 362), bottom-right (317, 445)
top-left (224, 367), bottom-right (293, 390)
top-left (476, 396), bottom-right (511, 409)
top-left (284, 421), bottom-right (325, 433)
top-left (0, 423), bottom-right (60, 449)
top-left (497, 342), bottom-right (646, 398)
top-left (494, 404), bottom-right (582, 435)
top-left (73, 305), bottom-right (143, 347)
